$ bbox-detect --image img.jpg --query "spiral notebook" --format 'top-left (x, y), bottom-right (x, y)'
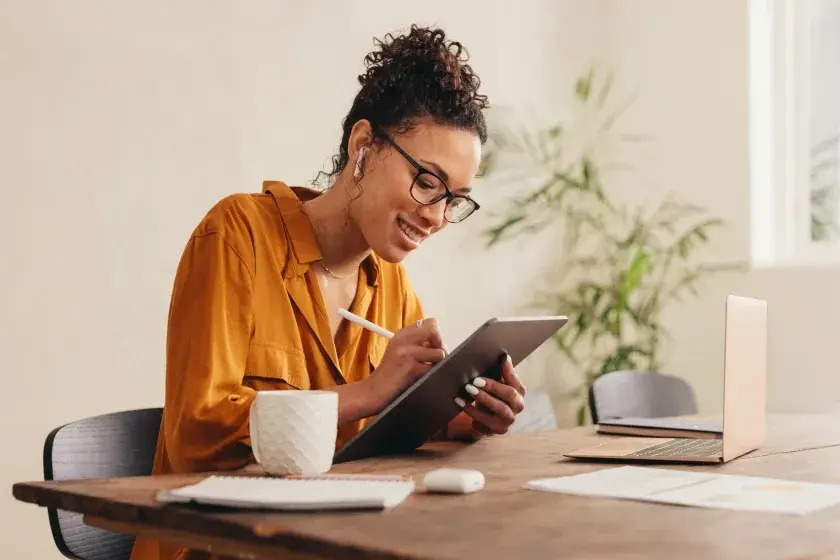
top-left (156, 474), bottom-right (416, 511)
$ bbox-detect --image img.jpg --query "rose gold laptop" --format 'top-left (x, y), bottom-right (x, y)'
top-left (565, 295), bottom-right (767, 464)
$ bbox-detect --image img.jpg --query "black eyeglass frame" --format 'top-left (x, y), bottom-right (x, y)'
top-left (372, 128), bottom-right (481, 223)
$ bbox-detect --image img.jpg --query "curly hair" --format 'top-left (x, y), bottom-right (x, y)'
top-left (323, 25), bottom-right (489, 182)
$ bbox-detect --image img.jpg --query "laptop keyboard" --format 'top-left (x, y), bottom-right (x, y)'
top-left (626, 438), bottom-right (723, 458)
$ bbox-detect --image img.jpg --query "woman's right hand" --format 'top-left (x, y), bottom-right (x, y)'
top-left (366, 318), bottom-right (446, 413)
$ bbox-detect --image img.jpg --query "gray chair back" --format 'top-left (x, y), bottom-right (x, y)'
top-left (43, 407), bottom-right (163, 560)
top-left (509, 390), bottom-right (558, 434)
top-left (588, 370), bottom-right (697, 424)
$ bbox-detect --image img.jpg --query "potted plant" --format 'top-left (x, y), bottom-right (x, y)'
top-left (480, 68), bottom-right (743, 425)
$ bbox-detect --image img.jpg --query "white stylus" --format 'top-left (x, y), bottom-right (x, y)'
top-left (337, 308), bottom-right (394, 340)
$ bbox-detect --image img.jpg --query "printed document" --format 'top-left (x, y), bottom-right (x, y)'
top-left (525, 466), bottom-right (840, 515)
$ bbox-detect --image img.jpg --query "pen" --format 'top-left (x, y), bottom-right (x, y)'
top-left (337, 308), bottom-right (394, 339)
top-left (336, 308), bottom-right (449, 354)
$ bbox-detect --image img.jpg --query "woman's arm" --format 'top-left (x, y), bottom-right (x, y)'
top-left (163, 232), bottom-right (257, 473)
top-left (328, 378), bottom-right (379, 425)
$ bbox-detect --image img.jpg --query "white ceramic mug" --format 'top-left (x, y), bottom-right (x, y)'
top-left (249, 390), bottom-right (338, 475)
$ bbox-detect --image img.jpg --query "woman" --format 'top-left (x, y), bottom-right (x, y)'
top-left (131, 24), bottom-right (526, 560)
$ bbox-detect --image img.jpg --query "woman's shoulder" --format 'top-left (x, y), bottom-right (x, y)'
top-left (192, 181), bottom-right (319, 238)
top-left (192, 191), bottom-right (276, 237)
top-left (184, 184), bottom-right (298, 270)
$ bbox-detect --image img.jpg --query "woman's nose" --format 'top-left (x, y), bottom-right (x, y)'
top-left (416, 199), bottom-right (447, 228)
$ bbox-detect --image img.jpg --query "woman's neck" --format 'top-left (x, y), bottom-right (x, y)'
top-left (300, 181), bottom-right (371, 276)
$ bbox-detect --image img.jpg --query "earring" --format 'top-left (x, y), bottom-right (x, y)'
top-left (354, 147), bottom-right (367, 179)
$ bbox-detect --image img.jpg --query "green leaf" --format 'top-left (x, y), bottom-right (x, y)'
top-left (577, 402), bottom-right (588, 426)
top-left (553, 333), bottom-right (579, 365)
top-left (575, 68), bottom-right (594, 102)
top-left (547, 124), bottom-right (564, 139)
top-left (596, 345), bottom-right (652, 377)
top-left (625, 246), bottom-right (650, 292)
top-left (484, 214), bottom-right (526, 246)
top-left (581, 156), bottom-right (594, 186)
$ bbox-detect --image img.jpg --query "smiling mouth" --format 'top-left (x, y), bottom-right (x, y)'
top-left (397, 216), bottom-right (427, 245)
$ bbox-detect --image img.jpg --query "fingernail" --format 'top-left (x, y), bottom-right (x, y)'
top-left (472, 377), bottom-right (487, 388)
top-left (506, 354), bottom-right (513, 365)
top-left (454, 397), bottom-right (466, 407)
top-left (465, 384), bottom-right (479, 396)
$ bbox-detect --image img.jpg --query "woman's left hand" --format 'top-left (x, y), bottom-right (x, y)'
top-left (455, 354), bottom-right (526, 436)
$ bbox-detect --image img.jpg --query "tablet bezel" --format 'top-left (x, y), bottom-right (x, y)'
top-left (333, 315), bottom-right (568, 464)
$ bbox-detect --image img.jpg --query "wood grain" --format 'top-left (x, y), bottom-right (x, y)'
top-left (83, 516), bottom-right (329, 560)
top-left (13, 413), bottom-right (840, 560)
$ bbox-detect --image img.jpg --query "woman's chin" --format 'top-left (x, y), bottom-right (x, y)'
top-left (370, 237), bottom-right (415, 263)
top-left (368, 226), bottom-right (421, 263)
top-left (371, 244), bottom-right (411, 264)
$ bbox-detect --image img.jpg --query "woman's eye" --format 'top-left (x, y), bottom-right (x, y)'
top-left (417, 173), bottom-right (443, 190)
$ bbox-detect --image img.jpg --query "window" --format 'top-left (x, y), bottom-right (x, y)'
top-left (750, 0), bottom-right (840, 266)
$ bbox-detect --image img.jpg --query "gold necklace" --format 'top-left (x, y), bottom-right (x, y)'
top-left (299, 203), bottom-right (359, 280)
top-left (318, 260), bottom-right (358, 280)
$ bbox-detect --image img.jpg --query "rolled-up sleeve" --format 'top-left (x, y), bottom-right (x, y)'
top-left (163, 232), bottom-right (256, 473)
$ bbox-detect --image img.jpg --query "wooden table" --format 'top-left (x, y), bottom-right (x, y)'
top-left (13, 413), bottom-right (840, 559)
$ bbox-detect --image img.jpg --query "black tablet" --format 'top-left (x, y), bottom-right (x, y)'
top-left (333, 315), bottom-right (568, 464)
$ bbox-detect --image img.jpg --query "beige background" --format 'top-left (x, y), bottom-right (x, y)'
top-left (2, 1), bottom-right (837, 558)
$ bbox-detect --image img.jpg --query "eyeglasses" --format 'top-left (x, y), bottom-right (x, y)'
top-left (374, 129), bottom-right (480, 223)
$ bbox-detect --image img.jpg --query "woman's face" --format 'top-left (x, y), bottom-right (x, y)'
top-left (350, 118), bottom-right (482, 263)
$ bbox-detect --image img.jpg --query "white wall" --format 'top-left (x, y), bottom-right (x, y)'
top-left (602, 0), bottom-right (840, 416)
top-left (0, 1), bottom-right (606, 558)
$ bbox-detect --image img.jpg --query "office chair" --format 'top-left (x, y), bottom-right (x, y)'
top-left (43, 407), bottom-right (163, 560)
top-left (508, 389), bottom-right (558, 434)
top-left (588, 370), bottom-right (697, 424)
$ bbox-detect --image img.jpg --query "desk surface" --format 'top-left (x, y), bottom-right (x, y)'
top-left (13, 413), bottom-right (840, 560)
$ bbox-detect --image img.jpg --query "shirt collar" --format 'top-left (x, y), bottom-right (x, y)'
top-left (263, 180), bottom-right (380, 287)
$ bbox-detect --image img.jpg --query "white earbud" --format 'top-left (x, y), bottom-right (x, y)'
top-left (354, 147), bottom-right (367, 179)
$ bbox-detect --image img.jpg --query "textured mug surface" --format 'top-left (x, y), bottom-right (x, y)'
top-left (249, 390), bottom-right (338, 475)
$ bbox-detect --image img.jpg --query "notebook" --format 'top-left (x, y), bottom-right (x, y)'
top-left (156, 474), bottom-right (416, 511)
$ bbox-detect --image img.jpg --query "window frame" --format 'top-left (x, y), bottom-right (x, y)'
top-left (749, 0), bottom-right (840, 267)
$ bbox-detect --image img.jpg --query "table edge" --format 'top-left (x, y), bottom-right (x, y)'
top-left (12, 480), bottom-right (427, 560)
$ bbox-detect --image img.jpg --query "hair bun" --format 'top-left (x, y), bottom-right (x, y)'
top-left (359, 25), bottom-right (487, 112)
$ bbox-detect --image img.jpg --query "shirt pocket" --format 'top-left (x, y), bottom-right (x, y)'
top-left (244, 342), bottom-right (311, 390)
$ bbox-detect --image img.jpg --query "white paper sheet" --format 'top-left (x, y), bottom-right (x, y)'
top-left (525, 466), bottom-right (840, 515)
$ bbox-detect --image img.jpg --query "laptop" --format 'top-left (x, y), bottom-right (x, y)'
top-left (565, 294), bottom-right (767, 464)
top-left (595, 416), bottom-right (722, 439)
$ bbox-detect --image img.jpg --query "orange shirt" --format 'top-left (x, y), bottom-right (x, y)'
top-left (130, 181), bottom-right (425, 560)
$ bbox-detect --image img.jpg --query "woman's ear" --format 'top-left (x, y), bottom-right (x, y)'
top-left (348, 120), bottom-right (374, 158)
